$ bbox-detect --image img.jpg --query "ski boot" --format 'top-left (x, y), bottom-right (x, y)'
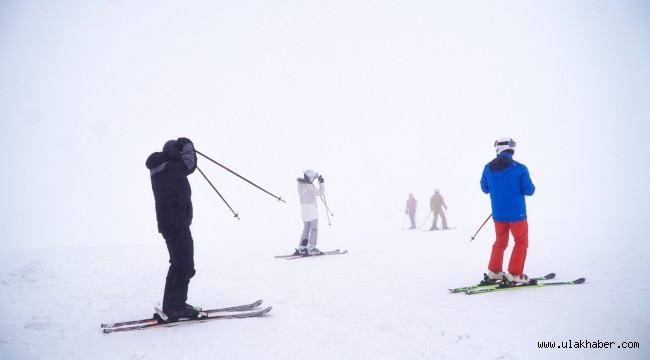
top-left (185, 303), bottom-right (202, 312)
top-left (506, 273), bottom-right (531, 285)
top-left (482, 270), bottom-right (506, 285)
top-left (307, 245), bottom-right (322, 255)
top-left (155, 306), bottom-right (206, 323)
top-left (296, 245), bottom-right (308, 255)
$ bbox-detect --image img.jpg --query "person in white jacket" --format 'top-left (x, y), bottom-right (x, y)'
top-left (296, 170), bottom-right (325, 255)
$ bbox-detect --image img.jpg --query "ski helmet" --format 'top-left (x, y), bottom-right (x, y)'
top-left (494, 137), bottom-right (516, 155)
top-left (303, 169), bottom-right (318, 182)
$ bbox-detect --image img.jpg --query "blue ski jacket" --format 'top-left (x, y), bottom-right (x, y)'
top-left (480, 153), bottom-right (535, 222)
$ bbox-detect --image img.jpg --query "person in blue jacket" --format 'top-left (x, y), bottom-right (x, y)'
top-left (480, 137), bottom-right (535, 284)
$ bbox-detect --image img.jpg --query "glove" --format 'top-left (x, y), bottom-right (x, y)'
top-left (318, 175), bottom-right (324, 183)
top-left (176, 137), bottom-right (193, 150)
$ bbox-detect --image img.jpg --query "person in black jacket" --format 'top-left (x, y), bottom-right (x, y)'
top-left (145, 137), bottom-right (201, 322)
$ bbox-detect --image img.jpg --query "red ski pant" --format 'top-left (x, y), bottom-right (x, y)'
top-left (488, 219), bottom-right (529, 275)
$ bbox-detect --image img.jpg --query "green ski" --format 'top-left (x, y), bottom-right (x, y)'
top-left (465, 277), bottom-right (585, 295)
top-left (449, 273), bottom-right (555, 293)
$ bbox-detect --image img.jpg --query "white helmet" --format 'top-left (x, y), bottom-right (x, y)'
top-left (494, 137), bottom-right (516, 155)
top-left (303, 169), bottom-right (318, 182)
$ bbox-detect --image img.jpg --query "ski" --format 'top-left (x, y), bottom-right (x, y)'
top-left (102, 306), bottom-right (272, 334)
top-left (275, 250), bottom-right (316, 258)
top-left (284, 249), bottom-right (348, 260)
top-left (101, 299), bottom-right (263, 329)
top-left (465, 278), bottom-right (585, 295)
top-left (275, 249), bottom-right (340, 259)
top-left (449, 273), bottom-right (555, 293)
top-left (423, 226), bottom-right (457, 232)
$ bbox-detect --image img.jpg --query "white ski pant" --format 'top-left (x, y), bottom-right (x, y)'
top-left (299, 219), bottom-right (318, 247)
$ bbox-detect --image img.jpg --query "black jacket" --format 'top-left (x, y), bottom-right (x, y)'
top-left (145, 142), bottom-right (197, 233)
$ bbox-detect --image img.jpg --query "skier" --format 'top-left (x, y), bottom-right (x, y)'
top-left (480, 137), bottom-right (535, 284)
top-left (296, 170), bottom-right (325, 255)
top-left (146, 137), bottom-right (202, 322)
top-left (405, 193), bottom-right (417, 229)
top-left (429, 188), bottom-right (449, 230)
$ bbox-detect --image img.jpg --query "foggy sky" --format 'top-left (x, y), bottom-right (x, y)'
top-left (1, 0), bottom-right (649, 250)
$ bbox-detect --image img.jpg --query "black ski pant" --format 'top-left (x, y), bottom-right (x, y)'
top-left (162, 227), bottom-right (196, 313)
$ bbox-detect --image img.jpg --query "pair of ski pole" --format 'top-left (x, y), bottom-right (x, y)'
top-left (306, 176), bottom-right (334, 226)
top-left (195, 150), bottom-right (335, 224)
top-left (319, 195), bottom-right (334, 226)
top-left (195, 150), bottom-right (285, 220)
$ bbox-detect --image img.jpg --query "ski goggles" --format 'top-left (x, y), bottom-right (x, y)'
top-left (494, 139), bottom-right (516, 148)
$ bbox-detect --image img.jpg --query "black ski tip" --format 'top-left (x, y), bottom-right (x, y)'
top-left (574, 278), bottom-right (586, 284)
top-left (544, 273), bottom-right (556, 280)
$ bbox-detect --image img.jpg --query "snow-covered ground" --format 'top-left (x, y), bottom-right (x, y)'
top-left (1, 224), bottom-right (647, 360)
top-left (2, 1), bottom-right (649, 359)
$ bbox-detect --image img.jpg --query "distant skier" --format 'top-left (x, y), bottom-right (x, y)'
top-left (405, 193), bottom-right (417, 229)
top-left (429, 188), bottom-right (449, 230)
top-left (296, 170), bottom-right (325, 255)
top-left (480, 137), bottom-right (535, 284)
top-left (146, 137), bottom-right (202, 322)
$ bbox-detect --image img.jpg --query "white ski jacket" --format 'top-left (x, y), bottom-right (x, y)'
top-left (297, 182), bottom-right (325, 222)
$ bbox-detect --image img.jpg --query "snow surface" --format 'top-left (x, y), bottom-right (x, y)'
top-left (0, 224), bottom-right (647, 360)
top-left (1, 1), bottom-right (650, 359)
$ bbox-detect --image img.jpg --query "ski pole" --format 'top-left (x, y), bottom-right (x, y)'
top-left (195, 150), bottom-right (286, 203)
top-left (196, 166), bottom-right (240, 220)
top-left (319, 195), bottom-right (334, 217)
top-left (470, 213), bottom-right (492, 242)
top-left (419, 211), bottom-right (432, 231)
top-left (320, 195), bottom-right (333, 226)
top-left (308, 175), bottom-right (333, 225)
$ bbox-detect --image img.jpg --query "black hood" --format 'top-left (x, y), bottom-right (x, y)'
top-left (146, 152), bottom-right (167, 170)
top-left (489, 154), bottom-right (514, 171)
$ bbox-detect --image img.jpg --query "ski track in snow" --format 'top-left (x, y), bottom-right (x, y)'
top-left (0, 229), bottom-right (648, 360)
